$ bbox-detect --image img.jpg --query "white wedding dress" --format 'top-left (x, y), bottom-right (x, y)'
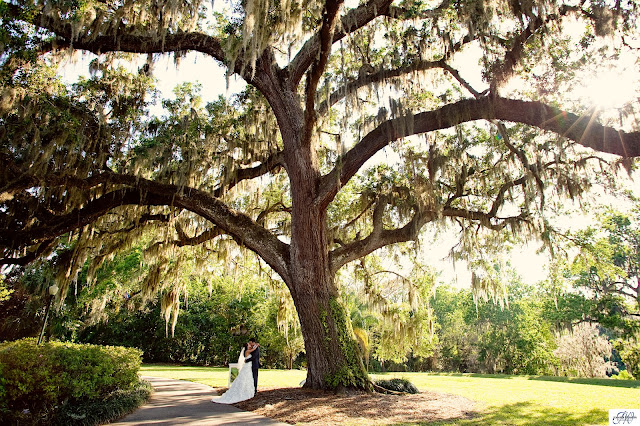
top-left (211, 348), bottom-right (255, 404)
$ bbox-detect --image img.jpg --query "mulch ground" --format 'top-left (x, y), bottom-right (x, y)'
top-left (225, 386), bottom-right (479, 425)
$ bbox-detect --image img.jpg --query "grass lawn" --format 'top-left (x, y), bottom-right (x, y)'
top-left (141, 364), bottom-right (307, 389)
top-left (373, 372), bottom-right (640, 425)
top-left (141, 365), bottom-right (640, 425)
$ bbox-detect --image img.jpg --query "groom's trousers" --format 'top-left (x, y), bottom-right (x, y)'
top-left (252, 367), bottom-right (258, 392)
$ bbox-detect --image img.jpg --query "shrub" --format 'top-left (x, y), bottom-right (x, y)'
top-left (52, 380), bottom-right (152, 425)
top-left (0, 338), bottom-right (142, 423)
top-left (616, 340), bottom-right (640, 379)
top-left (374, 378), bottom-right (419, 394)
top-left (612, 370), bottom-right (635, 380)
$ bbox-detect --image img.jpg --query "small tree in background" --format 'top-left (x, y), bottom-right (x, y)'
top-left (614, 339), bottom-right (640, 379)
top-left (554, 322), bottom-right (615, 378)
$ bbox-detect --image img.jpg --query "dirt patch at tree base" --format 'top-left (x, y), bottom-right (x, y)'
top-left (229, 386), bottom-right (479, 425)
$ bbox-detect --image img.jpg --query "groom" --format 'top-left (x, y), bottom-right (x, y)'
top-left (247, 338), bottom-right (260, 393)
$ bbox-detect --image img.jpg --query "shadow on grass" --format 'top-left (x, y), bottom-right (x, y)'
top-left (418, 372), bottom-right (640, 389)
top-left (526, 375), bottom-right (640, 388)
top-left (394, 401), bottom-right (604, 426)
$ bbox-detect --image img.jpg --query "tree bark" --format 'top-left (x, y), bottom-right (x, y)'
top-left (286, 200), bottom-right (369, 389)
top-left (275, 90), bottom-right (370, 388)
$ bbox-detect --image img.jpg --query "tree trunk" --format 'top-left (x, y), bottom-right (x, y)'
top-left (285, 177), bottom-right (370, 389)
top-left (267, 81), bottom-right (370, 390)
top-left (287, 242), bottom-right (370, 389)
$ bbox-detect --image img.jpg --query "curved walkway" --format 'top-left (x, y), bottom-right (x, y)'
top-left (112, 376), bottom-right (289, 425)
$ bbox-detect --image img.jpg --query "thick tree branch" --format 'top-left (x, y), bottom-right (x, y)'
top-left (289, 0), bottom-right (395, 86)
top-left (256, 201), bottom-right (292, 226)
top-left (316, 13), bottom-right (476, 116)
top-left (383, 0), bottom-right (451, 20)
top-left (490, 13), bottom-right (548, 91)
top-left (174, 226), bottom-right (224, 248)
top-left (330, 208), bottom-right (433, 274)
top-left (329, 176), bottom-right (532, 273)
top-left (1, 174), bottom-right (291, 282)
top-left (442, 206), bottom-right (529, 231)
top-left (317, 96), bottom-right (640, 209)
top-left (0, 239), bottom-right (57, 266)
top-left (303, 0), bottom-right (344, 144)
top-left (290, 0), bottom-right (455, 88)
top-left (6, 3), bottom-right (227, 64)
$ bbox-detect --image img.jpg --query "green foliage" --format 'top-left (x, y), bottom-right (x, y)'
top-left (0, 276), bottom-right (13, 302)
top-left (431, 284), bottom-right (557, 375)
top-left (613, 370), bottom-right (635, 380)
top-left (346, 258), bottom-right (437, 369)
top-left (477, 296), bottom-right (557, 375)
top-left (430, 286), bottom-right (479, 372)
top-left (0, 338), bottom-right (142, 423)
top-left (615, 338), bottom-right (640, 379)
top-left (568, 208), bottom-right (640, 336)
top-left (51, 380), bottom-right (152, 426)
top-left (325, 297), bottom-right (370, 390)
top-left (77, 273), bottom-right (300, 368)
top-left (374, 377), bottom-right (419, 394)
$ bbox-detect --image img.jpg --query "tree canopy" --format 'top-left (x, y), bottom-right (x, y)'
top-left (1, 0), bottom-right (639, 389)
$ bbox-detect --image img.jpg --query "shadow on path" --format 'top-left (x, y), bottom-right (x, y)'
top-left (111, 376), bottom-right (288, 425)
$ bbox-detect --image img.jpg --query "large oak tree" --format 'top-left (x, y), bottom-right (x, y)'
top-left (1, 0), bottom-right (639, 389)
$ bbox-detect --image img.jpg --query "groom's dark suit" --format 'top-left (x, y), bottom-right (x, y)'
top-left (250, 346), bottom-right (260, 392)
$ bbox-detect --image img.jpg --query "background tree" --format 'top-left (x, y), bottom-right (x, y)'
top-left (554, 322), bottom-right (616, 378)
top-left (1, 0), bottom-right (640, 390)
top-left (430, 285), bottom-right (480, 372)
top-left (430, 282), bottom-right (557, 375)
top-left (569, 208), bottom-right (640, 333)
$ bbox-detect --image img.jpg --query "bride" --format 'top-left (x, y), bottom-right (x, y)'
top-left (211, 342), bottom-right (257, 404)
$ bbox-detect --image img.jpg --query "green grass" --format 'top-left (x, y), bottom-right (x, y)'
top-left (372, 372), bottom-right (640, 425)
top-left (141, 365), bottom-right (640, 425)
top-left (141, 364), bottom-right (307, 388)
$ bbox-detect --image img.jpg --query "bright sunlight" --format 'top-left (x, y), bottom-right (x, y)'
top-left (577, 64), bottom-right (639, 110)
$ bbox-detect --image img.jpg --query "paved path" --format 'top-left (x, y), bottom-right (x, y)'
top-left (112, 376), bottom-right (289, 425)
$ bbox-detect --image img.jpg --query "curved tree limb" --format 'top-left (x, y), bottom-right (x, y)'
top-left (1, 174), bottom-right (291, 282)
top-left (0, 239), bottom-right (57, 266)
top-left (317, 96), bottom-right (640, 209)
top-left (303, 0), bottom-right (344, 145)
top-left (330, 207), bottom-right (432, 275)
top-left (213, 150), bottom-right (285, 197)
top-left (329, 168), bottom-right (533, 273)
top-left (290, 0), bottom-right (455, 87)
top-left (384, 0), bottom-right (451, 20)
top-left (289, 0), bottom-right (395, 86)
top-left (4, 2), bottom-right (230, 69)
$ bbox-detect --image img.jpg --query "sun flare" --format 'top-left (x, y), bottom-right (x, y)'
top-left (577, 66), bottom-right (639, 110)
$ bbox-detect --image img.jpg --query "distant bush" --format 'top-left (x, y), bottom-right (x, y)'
top-left (0, 338), bottom-right (143, 424)
top-left (612, 370), bottom-right (635, 380)
top-left (616, 340), bottom-right (640, 379)
top-left (374, 377), bottom-right (419, 394)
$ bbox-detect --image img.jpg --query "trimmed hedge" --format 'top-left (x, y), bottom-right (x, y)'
top-left (0, 338), bottom-right (143, 423)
